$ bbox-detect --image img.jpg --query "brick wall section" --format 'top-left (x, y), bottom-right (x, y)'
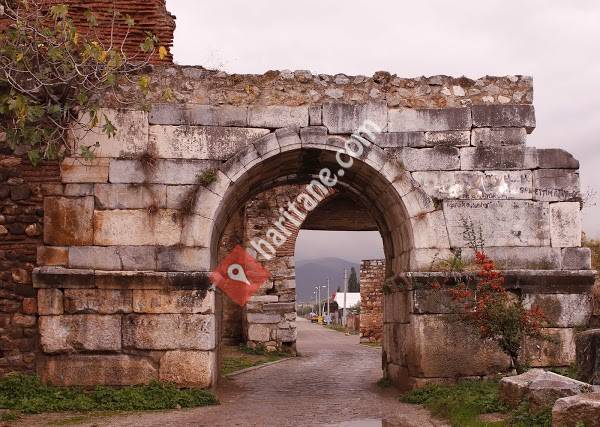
top-left (359, 259), bottom-right (385, 343)
top-left (0, 154), bottom-right (60, 375)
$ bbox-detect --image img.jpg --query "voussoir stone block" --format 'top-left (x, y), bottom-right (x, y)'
top-left (132, 289), bottom-right (213, 314)
top-left (149, 125), bottom-right (269, 160)
top-left (549, 202), bottom-right (582, 248)
top-left (94, 184), bottom-right (167, 209)
top-left (275, 127), bottom-right (302, 152)
top-left (322, 102), bottom-right (387, 134)
top-left (72, 109), bottom-right (149, 157)
top-left (247, 106), bottom-right (308, 128)
top-left (149, 104), bottom-right (248, 127)
top-left (412, 170), bottom-right (533, 200)
top-left (63, 289), bottom-right (132, 314)
top-left (471, 104), bottom-right (536, 133)
top-left (44, 196), bottom-right (94, 245)
top-left (538, 149), bottom-right (580, 169)
top-left (471, 127), bottom-right (527, 146)
top-left (61, 158), bottom-right (109, 183)
top-left (460, 146), bottom-right (538, 170)
top-left (159, 350), bottom-right (215, 387)
top-left (388, 107), bottom-right (471, 132)
top-left (39, 314), bottom-right (122, 353)
top-left (443, 200), bottom-right (550, 247)
top-left (93, 209), bottom-right (182, 246)
top-left (38, 354), bottom-right (157, 386)
top-left (122, 314), bottom-right (215, 350)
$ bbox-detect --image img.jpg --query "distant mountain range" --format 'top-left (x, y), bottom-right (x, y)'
top-left (294, 257), bottom-right (359, 303)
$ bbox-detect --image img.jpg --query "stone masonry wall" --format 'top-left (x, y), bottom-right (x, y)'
top-left (359, 259), bottom-right (384, 343)
top-left (0, 153), bottom-right (60, 376)
top-left (28, 67), bottom-right (595, 389)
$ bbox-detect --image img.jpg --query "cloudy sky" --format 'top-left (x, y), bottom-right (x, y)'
top-left (167, 0), bottom-right (600, 261)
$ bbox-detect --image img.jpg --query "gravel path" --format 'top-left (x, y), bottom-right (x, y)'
top-left (21, 319), bottom-right (447, 427)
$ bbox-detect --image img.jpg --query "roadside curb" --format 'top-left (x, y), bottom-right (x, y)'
top-left (224, 357), bottom-right (295, 377)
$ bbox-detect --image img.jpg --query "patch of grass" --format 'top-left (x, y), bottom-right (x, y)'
top-left (401, 380), bottom-right (508, 427)
top-left (361, 341), bottom-right (382, 348)
top-left (221, 344), bottom-right (289, 375)
top-left (0, 411), bottom-right (20, 422)
top-left (549, 364), bottom-right (579, 380)
top-left (377, 377), bottom-right (393, 388)
top-left (509, 402), bottom-right (552, 427)
top-left (197, 168), bottom-right (218, 186)
top-left (0, 374), bottom-right (217, 415)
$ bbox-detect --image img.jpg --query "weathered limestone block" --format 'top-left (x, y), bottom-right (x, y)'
top-left (247, 106), bottom-right (308, 128)
top-left (412, 170), bottom-right (533, 200)
top-left (471, 105), bottom-right (536, 133)
top-left (460, 146), bottom-right (538, 170)
top-left (387, 146), bottom-right (460, 171)
top-left (69, 246), bottom-right (121, 270)
top-left (246, 313), bottom-right (282, 324)
top-left (63, 289), bottom-right (132, 314)
top-left (461, 247), bottom-right (562, 270)
top-left (523, 328), bottom-right (575, 367)
top-left (72, 109), bottom-right (149, 157)
top-left (263, 302), bottom-right (295, 312)
top-left (550, 202), bottom-right (582, 248)
top-left (109, 159), bottom-right (221, 184)
top-left (180, 215), bottom-right (213, 247)
top-left (64, 183), bottom-right (94, 196)
top-left (33, 267), bottom-right (96, 289)
top-left (94, 270), bottom-right (170, 290)
top-left (499, 369), bottom-right (592, 409)
top-left (424, 130), bottom-right (470, 147)
top-left (149, 104), bottom-right (248, 127)
top-left (576, 329), bottom-right (600, 385)
top-left (247, 324), bottom-right (271, 342)
top-left (277, 327), bottom-right (297, 342)
top-left (60, 158), bottom-right (109, 183)
top-left (523, 294), bottom-right (592, 327)
top-left (407, 314), bottom-right (511, 378)
top-left (411, 289), bottom-right (464, 314)
top-left (132, 290), bottom-right (213, 314)
top-left (471, 127), bottom-right (527, 146)
top-left (443, 200), bottom-right (550, 247)
top-left (322, 102), bottom-right (387, 133)
top-left (149, 125), bottom-right (269, 160)
top-left (388, 107), bottom-right (471, 132)
top-left (552, 393), bottom-right (600, 427)
top-left (384, 323), bottom-right (408, 366)
top-left (159, 350), bottom-right (214, 387)
top-left (409, 248), bottom-right (455, 271)
top-left (533, 169), bottom-right (580, 202)
top-left (253, 133), bottom-right (280, 159)
top-left (122, 314), bottom-right (215, 350)
top-left (37, 246), bottom-right (68, 266)
top-left (44, 196), bottom-right (94, 245)
top-left (375, 132), bottom-right (425, 148)
top-left (93, 209), bottom-right (182, 246)
top-left (410, 211), bottom-right (450, 249)
top-left (562, 247), bottom-right (592, 270)
top-left (39, 315), bottom-right (122, 353)
top-left (37, 289), bottom-right (63, 315)
top-left (39, 354), bottom-right (157, 386)
top-left (308, 105), bottom-right (322, 126)
top-left (538, 149), bottom-right (579, 169)
top-left (94, 184), bottom-right (167, 209)
top-left (275, 127), bottom-right (302, 152)
top-left (156, 247), bottom-right (211, 271)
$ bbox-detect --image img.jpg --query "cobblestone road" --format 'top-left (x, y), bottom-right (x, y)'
top-left (25, 319), bottom-right (446, 427)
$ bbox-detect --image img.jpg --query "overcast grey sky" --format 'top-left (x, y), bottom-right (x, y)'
top-left (167, 0), bottom-right (600, 259)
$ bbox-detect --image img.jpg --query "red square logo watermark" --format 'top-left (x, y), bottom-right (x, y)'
top-left (211, 245), bottom-right (271, 307)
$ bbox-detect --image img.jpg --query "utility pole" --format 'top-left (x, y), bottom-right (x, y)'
top-left (343, 268), bottom-right (348, 326)
top-left (326, 278), bottom-right (330, 316)
top-left (314, 290), bottom-right (318, 315)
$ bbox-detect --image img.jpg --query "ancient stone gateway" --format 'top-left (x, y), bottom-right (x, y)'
top-left (32, 69), bottom-right (595, 389)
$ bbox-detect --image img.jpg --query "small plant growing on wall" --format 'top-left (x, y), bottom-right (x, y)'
top-left (433, 218), bottom-right (547, 374)
top-left (0, 1), bottom-right (167, 164)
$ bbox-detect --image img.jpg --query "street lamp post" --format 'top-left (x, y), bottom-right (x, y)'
top-left (326, 278), bottom-right (330, 316)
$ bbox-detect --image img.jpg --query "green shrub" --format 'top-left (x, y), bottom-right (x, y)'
top-left (509, 402), bottom-right (552, 427)
top-left (0, 374), bottom-right (217, 414)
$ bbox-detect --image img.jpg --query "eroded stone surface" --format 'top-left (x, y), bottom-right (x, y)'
top-left (552, 393), bottom-right (600, 427)
top-left (159, 350), bottom-right (214, 387)
top-left (44, 197), bottom-right (94, 245)
top-left (39, 314), bottom-right (122, 353)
